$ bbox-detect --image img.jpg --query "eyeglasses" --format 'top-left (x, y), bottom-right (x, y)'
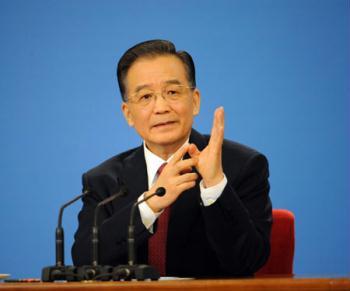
top-left (127, 84), bottom-right (194, 107)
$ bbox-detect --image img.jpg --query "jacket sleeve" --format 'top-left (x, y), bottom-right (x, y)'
top-left (71, 173), bottom-right (151, 266)
top-left (200, 153), bottom-right (272, 275)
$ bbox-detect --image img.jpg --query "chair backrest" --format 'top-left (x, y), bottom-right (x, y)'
top-left (255, 209), bottom-right (295, 276)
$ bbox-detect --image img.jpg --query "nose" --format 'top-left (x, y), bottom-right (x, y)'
top-left (153, 93), bottom-right (170, 114)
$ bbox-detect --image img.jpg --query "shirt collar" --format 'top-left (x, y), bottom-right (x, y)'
top-left (143, 139), bottom-right (189, 189)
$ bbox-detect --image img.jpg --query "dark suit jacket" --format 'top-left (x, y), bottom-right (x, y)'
top-left (72, 129), bottom-right (272, 277)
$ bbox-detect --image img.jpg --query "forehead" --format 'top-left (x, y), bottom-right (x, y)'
top-left (125, 55), bottom-right (188, 91)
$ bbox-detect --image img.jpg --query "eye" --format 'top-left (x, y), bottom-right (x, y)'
top-left (166, 88), bottom-right (180, 96)
top-left (138, 93), bottom-right (153, 102)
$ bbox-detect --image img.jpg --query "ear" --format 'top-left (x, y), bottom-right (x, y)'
top-left (192, 88), bottom-right (201, 116)
top-left (121, 102), bottom-right (134, 127)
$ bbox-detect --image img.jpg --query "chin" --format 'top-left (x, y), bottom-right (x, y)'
top-left (151, 131), bottom-right (188, 146)
top-left (154, 136), bottom-right (181, 146)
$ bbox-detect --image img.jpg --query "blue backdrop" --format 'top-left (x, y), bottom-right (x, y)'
top-left (0, 0), bottom-right (349, 278)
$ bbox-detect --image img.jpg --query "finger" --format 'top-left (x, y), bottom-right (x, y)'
top-left (176, 181), bottom-right (197, 194)
top-left (208, 107), bottom-right (225, 150)
top-left (175, 158), bottom-right (197, 172)
top-left (180, 167), bottom-right (193, 175)
top-left (168, 144), bottom-right (190, 165)
top-left (162, 157), bottom-right (196, 177)
top-left (174, 172), bottom-right (198, 185)
top-left (210, 107), bottom-right (224, 142)
top-left (188, 143), bottom-right (201, 158)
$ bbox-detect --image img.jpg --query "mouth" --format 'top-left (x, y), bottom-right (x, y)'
top-left (152, 121), bottom-right (177, 128)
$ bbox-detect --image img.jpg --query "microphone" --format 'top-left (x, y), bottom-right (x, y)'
top-left (93, 186), bottom-right (128, 267)
top-left (113, 187), bottom-right (166, 281)
top-left (77, 186), bottom-right (128, 281)
top-left (42, 189), bottom-right (91, 282)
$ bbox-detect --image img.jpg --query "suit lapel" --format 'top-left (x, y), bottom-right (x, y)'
top-left (189, 128), bottom-right (208, 152)
top-left (122, 146), bottom-right (149, 200)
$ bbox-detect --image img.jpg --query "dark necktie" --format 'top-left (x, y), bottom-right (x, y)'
top-left (148, 163), bottom-right (169, 276)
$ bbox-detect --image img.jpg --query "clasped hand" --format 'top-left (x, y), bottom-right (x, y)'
top-left (146, 107), bottom-right (225, 213)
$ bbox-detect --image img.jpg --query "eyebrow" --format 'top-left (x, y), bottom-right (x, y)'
top-left (133, 79), bottom-right (182, 94)
top-left (164, 79), bottom-right (182, 85)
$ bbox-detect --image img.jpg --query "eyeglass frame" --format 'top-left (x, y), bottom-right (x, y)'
top-left (125, 84), bottom-right (196, 107)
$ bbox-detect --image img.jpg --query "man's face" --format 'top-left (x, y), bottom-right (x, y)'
top-left (121, 55), bottom-right (200, 153)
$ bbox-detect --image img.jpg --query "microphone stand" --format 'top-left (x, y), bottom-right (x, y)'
top-left (42, 190), bottom-right (90, 282)
top-left (77, 186), bottom-right (128, 281)
top-left (113, 187), bottom-right (166, 281)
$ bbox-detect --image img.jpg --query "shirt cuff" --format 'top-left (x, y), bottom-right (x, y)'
top-left (199, 174), bottom-right (227, 206)
top-left (138, 192), bottom-right (162, 232)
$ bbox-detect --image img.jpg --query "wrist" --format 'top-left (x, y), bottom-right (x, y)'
top-left (145, 192), bottom-right (162, 213)
top-left (203, 172), bottom-right (224, 188)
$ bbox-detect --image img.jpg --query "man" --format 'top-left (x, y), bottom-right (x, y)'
top-left (72, 40), bottom-right (272, 277)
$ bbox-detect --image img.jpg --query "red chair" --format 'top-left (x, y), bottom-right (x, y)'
top-left (255, 209), bottom-right (295, 276)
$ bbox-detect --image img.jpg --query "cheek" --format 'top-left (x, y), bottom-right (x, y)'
top-left (132, 111), bottom-right (150, 129)
top-left (176, 103), bottom-right (196, 120)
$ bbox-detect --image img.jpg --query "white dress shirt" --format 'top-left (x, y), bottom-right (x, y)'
top-left (138, 140), bottom-right (227, 230)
